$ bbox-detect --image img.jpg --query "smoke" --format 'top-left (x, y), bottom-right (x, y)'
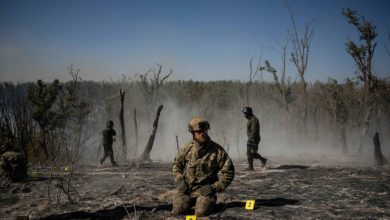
top-left (142, 100), bottom-right (389, 165)
top-left (74, 81), bottom-right (390, 166)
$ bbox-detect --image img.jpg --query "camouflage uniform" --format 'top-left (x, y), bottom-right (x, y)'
top-left (172, 139), bottom-right (235, 216)
top-left (0, 146), bottom-right (27, 182)
top-left (246, 114), bottom-right (267, 170)
top-left (100, 121), bottom-right (117, 166)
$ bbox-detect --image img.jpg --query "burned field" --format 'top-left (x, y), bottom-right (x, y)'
top-left (1, 156), bottom-right (389, 219)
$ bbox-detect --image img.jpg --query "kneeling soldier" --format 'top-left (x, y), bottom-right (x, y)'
top-left (172, 117), bottom-right (235, 216)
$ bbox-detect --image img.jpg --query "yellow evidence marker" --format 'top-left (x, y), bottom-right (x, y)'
top-left (186, 215), bottom-right (196, 220)
top-left (245, 200), bottom-right (255, 210)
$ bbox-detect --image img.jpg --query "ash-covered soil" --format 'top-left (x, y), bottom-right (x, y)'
top-left (1, 155), bottom-right (389, 219)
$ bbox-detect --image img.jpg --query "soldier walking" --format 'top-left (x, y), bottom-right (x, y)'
top-left (172, 117), bottom-right (235, 216)
top-left (242, 107), bottom-right (267, 171)
top-left (100, 120), bottom-right (118, 166)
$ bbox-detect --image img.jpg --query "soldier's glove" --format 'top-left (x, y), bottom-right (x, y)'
top-left (176, 179), bottom-right (188, 193)
top-left (198, 184), bottom-right (216, 196)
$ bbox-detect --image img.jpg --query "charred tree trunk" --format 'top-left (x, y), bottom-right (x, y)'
top-left (340, 123), bottom-right (348, 153)
top-left (175, 135), bottom-right (179, 151)
top-left (39, 124), bottom-right (49, 160)
top-left (141, 105), bottom-right (163, 160)
top-left (133, 109), bottom-right (139, 156)
top-left (41, 137), bottom-right (49, 161)
top-left (358, 105), bottom-right (374, 153)
top-left (301, 80), bottom-right (308, 135)
top-left (313, 105), bottom-right (319, 141)
top-left (373, 132), bottom-right (388, 166)
top-left (119, 90), bottom-right (127, 161)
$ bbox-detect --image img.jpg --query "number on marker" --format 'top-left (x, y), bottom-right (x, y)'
top-left (245, 200), bottom-right (255, 210)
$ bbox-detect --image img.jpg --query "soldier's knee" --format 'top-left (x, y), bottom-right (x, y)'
top-left (172, 202), bottom-right (192, 215)
top-left (172, 191), bottom-right (193, 215)
top-left (195, 195), bottom-right (216, 216)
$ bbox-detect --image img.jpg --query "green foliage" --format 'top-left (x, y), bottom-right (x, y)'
top-left (26, 73), bottom-right (92, 163)
top-left (342, 8), bottom-right (377, 90)
top-left (342, 8), bottom-right (377, 42)
top-left (27, 79), bottom-right (64, 130)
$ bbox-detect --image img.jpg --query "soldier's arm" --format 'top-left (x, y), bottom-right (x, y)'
top-left (213, 152), bottom-right (234, 192)
top-left (112, 129), bottom-right (116, 136)
top-left (254, 118), bottom-right (260, 134)
top-left (172, 144), bottom-right (188, 183)
top-left (248, 118), bottom-right (259, 141)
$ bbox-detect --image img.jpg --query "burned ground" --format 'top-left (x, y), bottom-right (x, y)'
top-left (1, 155), bottom-right (389, 219)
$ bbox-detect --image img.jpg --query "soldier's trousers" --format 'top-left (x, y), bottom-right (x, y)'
top-left (247, 143), bottom-right (267, 168)
top-left (172, 190), bottom-right (216, 216)
top-left (100, 146), bottom-right (116, 165)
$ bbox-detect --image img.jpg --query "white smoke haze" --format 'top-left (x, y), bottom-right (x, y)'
top-left (22, 79), bottom-right (388, 166)
top-left (119, 95), bottom-right (387, 166)
top-left (133, 101), bottom-right (385, 166)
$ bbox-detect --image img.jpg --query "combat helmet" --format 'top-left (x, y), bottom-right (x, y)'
top-left (188, 117), bottom-right (210, 132)
top-left (242, 107), bottom-right (253, 115)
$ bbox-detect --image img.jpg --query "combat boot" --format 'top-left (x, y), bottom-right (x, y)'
top-left (261, 158), bottom-right (267, 168)
top-left (244, 167), bottom-right (254, 171)
top-left (245, 159), bottom-right (254, 171)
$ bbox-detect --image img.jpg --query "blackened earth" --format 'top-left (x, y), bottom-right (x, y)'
top-left (1, 154), bottom-right (389, 219)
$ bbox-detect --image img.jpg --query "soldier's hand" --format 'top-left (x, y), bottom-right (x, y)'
top-left (198, 185), bottom-right (216, 196)
top-left (176, 179), bottom-right (188, 193)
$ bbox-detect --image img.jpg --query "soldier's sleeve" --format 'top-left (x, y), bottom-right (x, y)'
top-left (213, 151), bottom-right (235, 192)
top-left (255, 118), bottom-right (260, 134)
top-left (112, 129), bottom-right (116, 136)
top-left (172, 144), bottom-right (189, 184)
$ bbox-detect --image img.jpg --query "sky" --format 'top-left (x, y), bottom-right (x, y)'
top-left (0, 0), bottom-right (389, 83)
